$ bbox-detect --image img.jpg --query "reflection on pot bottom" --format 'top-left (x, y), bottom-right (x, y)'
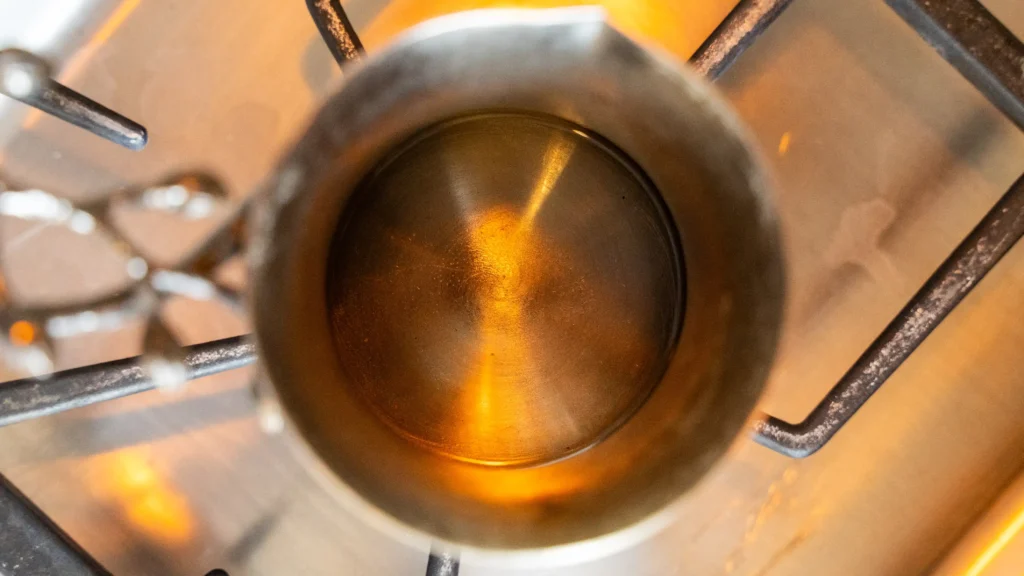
top-left (327, 113), bottom-right (684, 467)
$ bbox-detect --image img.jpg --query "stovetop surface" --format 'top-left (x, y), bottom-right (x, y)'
top-left (1, 0), bottom-right (1023, 574)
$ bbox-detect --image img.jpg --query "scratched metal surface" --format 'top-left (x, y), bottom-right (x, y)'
top-left (0, 0), bottom-right (1023, 574)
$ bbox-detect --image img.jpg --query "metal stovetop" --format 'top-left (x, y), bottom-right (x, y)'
top-left (1, 0), bottom-right (1023, 574)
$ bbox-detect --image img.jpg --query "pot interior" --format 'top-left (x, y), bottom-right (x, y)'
top-left (326, 112), bottom-right (684, 468)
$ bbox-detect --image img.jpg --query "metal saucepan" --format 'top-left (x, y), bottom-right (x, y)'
top-left (250, 7), bottom-right (783, 557)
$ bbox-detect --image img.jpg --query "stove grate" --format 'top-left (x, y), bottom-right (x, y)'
top-left (0, 0), bottom-right (1021, 574)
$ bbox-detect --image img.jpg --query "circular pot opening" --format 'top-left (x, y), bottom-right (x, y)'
top-left (326, 112), bottom-right (685, 468)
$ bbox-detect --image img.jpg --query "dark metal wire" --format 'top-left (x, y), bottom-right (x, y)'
top-left (0, 49), bottom-right (147, 150)
top-left (755, 173), bottom-right (1024, 457)
top-left (0, 473), bottom-right (112, 575)
top-left (25, 79), bottom-right (148, 150)
top-left (0, 336), bottom-right (254, 428)
top-left (305, 0), bottom-right (365, 66)
top-left (886, 0), bottom-right (1024, 131)
top-left (425, 551), bottom-right (460, 576)
top-left (751, 0), bottom-right (1024, 457)
top-left (689, 0), bottom-right (797, 79)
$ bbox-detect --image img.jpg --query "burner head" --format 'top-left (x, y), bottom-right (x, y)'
top-left (327, 112), bottom-right (682, 468)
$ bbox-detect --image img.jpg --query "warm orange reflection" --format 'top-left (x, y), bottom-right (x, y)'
top-left (778, 131), bottom-right (793, 156)
top-left (22, 0), bottom-right (143, 132)
top-left (452, 133), bottom-right (576, 466)
top-left (963, 505), bottom-right (1024, 576)
top-left (363, 0), bottom-right (741, 61)
top-left (455, 461), bottom-right (592, 504)
top-left (90, 450), bottom-right (195, 545)
top-left (9, 320), bottom-right (35, 346)
top-left (455, 208), bottom-right (526, 463)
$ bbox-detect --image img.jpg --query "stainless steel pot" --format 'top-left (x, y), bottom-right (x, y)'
top-left (250, 7), bottom-right (783, 554)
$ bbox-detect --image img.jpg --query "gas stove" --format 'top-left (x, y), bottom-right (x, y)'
top-left (0, 0), bottom-right (1022, 574)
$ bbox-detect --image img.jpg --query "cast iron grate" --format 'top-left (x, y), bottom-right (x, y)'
top-left (0, 0), bottom-right (1021, 574)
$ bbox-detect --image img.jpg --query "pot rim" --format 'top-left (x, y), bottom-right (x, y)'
top-left (250, 6), bottom-right (784, 555)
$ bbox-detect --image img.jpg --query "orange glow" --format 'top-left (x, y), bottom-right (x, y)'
top-left (778, 131), bottom-right (792, 156)
top-left (962, 505), bottom-right (1024, 576)
top-left (92, 0), bottom-right (144, 46)
top-left (22, 0), bottom-right (143, 132)
top-left (91, 451), bottom-right (195, 545)
top-left (453, 207), bottom-right (537, 464)
top-left (362, 0), bottom-right (740, 61)
top-left (9, 320), bottom-right (36, 346)
top-left (21, 107), bottom-right (43, 132)
top-left (459, 463), bottom-right (590, 504)
top-left (448, 132), bottom-right (576, 467)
